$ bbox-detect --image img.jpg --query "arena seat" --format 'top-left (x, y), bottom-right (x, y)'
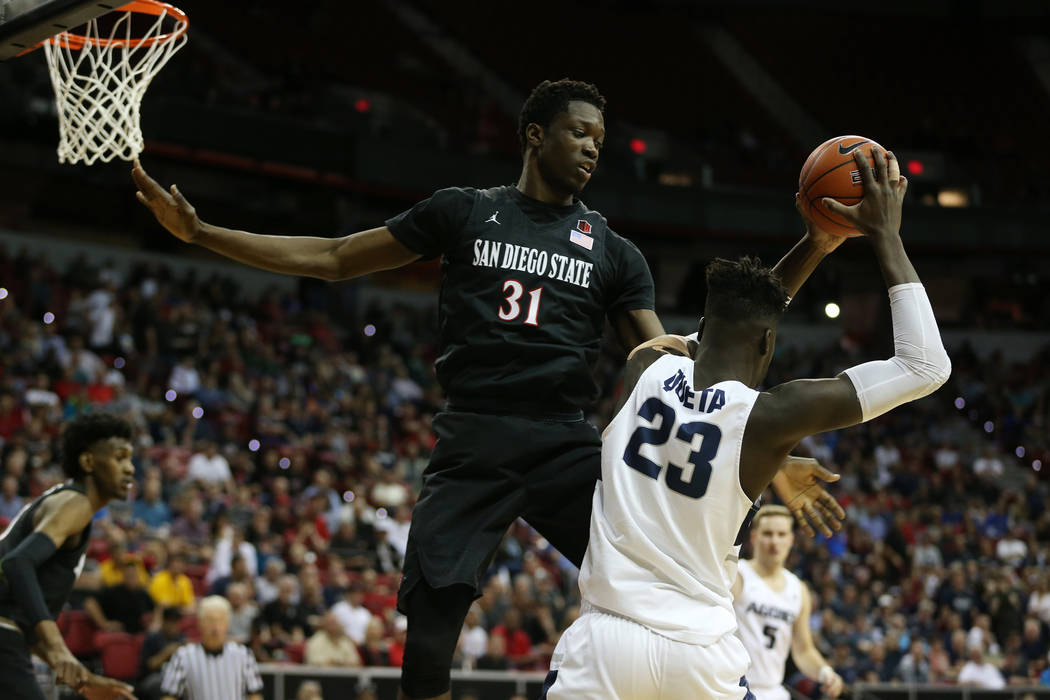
top-left (95, 632), bottom-right (144, 680)
top-left (58, 610), bottom-right (99, 658)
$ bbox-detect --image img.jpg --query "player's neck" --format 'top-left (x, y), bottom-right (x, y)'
top-left (516, 164), bottom-right (575, 207)
top-left (753, 558), bottom-right (784, 580)
top-left (80, 478), bottom-right (107, 512)
top-left (691, 343), bottom-right (757, 388)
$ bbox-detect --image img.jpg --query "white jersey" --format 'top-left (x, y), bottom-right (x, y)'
top-left (733, 559), bottom-right (803, 689)
top-left (580, 353), bottom-right (758, 646)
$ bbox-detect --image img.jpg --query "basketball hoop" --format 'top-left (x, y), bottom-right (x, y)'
top-left (40, 0), bottom-right (188, 165)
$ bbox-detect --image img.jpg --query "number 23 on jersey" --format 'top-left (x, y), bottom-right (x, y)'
top-left (623, 396), bottom-right (722, 499)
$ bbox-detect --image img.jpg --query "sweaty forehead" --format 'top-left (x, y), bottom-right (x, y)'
top-left (563, 101), bottom-right (605, 131)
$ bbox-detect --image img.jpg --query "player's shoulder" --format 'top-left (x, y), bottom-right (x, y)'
top-left (36, 485), bottom-right (91, 519)
top-left (430, 185), bottom-right (482, 204)
top-left (576, 199), bottom-right (610, 226)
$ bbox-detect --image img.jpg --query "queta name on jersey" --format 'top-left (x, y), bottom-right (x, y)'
top-left (472, 238), bottom-right (594, 289)
top-left (662, 368), bottom-right (726, 413)
top-left (745, 601), bottom-right (797, 624)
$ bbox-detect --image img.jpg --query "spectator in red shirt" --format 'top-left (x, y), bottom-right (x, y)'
top-left (491, 608), bottom-right (533, 668)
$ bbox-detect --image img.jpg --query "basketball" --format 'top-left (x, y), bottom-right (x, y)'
top-left (798, 135), bottom-right (885, 237)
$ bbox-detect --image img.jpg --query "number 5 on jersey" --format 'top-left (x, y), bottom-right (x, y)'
top-left (499, 279), bottom-right (543, 326)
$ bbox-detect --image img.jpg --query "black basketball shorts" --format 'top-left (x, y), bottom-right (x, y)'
top-left (397, 409), bottom-right (602, 612)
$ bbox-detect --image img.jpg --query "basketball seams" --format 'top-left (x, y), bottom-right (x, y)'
top-left (800, 145), bottom-right (872, 198)
top-left (800, 137), bottom-right (879, 236)
top-left (798, 138), bottom-right (837, 191)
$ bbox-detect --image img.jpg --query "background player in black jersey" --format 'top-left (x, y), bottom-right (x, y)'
top-left (0, 413), bottom-right (138, 700)
top-left (133, 78), bottom-right (845, 700)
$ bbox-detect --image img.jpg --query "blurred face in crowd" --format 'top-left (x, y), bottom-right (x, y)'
top-left (227, 582), bottom-right (247, 609)
top-left (162, 612), bottom-right (182, 637)
top-left (278, 576), bottom-right (297, 604)
top-left (322, 611), bottom-right (343, 638)
top-left (122, 563), bottom-right (141, 589)
top-left (751, 513), bottom-right (795, 568)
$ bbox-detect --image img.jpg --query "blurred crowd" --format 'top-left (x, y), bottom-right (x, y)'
top-left (0, 242), bottom-right (1049, 697)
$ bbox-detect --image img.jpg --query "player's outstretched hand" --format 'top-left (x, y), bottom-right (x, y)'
top-left (822, 146), bottom-right (907, 238)
top-left (794, 193), bottom-right (845, 255)
top-left (770, 457), bottom-right (845, 538)
top-left (132, 159), bottom-right (202, 243)
top-left (77, 673), bottom-right (137, 700)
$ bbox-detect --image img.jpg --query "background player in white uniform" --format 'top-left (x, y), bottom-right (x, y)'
top-left (733, 505), bottom-right (844, 699)
top-left (543, 146), bottom-right (951, 699)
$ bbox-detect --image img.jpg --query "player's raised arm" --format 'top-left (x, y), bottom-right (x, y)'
top-left (750, 146), bottom-right (950, 456)
top-left (770, 198), bottom-right (845, 299)
top-left (132, 160), bottom-right (420, 281)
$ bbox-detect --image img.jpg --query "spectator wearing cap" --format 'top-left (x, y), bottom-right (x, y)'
top-left (160, 595), bottom-right (263, 700)
top-left (304, 610), bottom-right (362, 667)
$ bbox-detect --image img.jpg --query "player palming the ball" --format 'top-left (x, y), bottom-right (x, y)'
top-left (543, 146), bottom-right (950, 699)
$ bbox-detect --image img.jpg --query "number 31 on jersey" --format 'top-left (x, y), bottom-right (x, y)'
top-left (498, 279), bottom-right (543, 326)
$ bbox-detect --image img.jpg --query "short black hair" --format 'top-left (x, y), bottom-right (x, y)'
top-left (518, 78), bottom-right (606, 154)
top-left (704, 257), bottom-right (789, 323)
top-left (61, 413), bottom-right (133, 478)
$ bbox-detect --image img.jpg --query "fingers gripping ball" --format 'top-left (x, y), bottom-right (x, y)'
top-left (799, 135), bottom-right (884, 237)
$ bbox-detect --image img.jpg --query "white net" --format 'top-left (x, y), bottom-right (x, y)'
top-left (41, 2), bottom-right (188, 165)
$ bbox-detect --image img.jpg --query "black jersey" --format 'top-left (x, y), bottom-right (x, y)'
top-left (0, 482), bottom-right (91, 633)
top-left (387, 185), bottom-right (654, 413)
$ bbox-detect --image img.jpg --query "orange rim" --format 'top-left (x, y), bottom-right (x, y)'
top-left (46, 0), bottom-right (188, 50)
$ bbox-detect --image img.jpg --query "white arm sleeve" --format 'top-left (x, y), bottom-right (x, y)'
top-left (843, 283), bottom-right (951, 422)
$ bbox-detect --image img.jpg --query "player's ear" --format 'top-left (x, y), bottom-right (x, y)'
top-left (79, 451), bottom-right (94, 475)
top-left (526, 122), bottom-right (544, 151)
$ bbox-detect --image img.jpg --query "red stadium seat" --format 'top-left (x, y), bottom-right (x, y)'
top-left (95, 632), bottom-right (143, 680)
top-left (58, 610), bottom-right (98, 657)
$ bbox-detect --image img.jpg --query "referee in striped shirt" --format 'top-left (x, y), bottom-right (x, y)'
top-left (161, 596), bottom-right (263, 700)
